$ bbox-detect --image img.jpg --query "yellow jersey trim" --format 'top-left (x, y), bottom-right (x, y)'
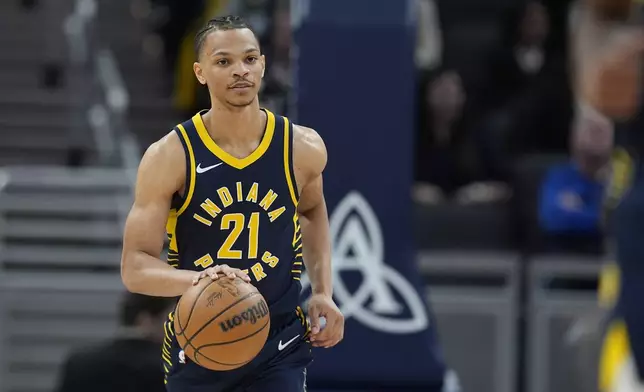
top-left (598, 262), bottom-right (620, 309)
top-left (162, 311), bottom-right (176, 384)
top-left (283, 117), bottom-right (299, 208)
top-left (192, 109), bottom-right (276, 170)
top-left (599, 319), bottom-right (630, 391)
top-left (165, 209), bottom-right (179, 268)
top-left (176, 124), bottom-right (196, 216)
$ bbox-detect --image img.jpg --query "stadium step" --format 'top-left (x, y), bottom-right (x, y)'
top-left (0, 273), bottom-right (123, 392)
top-left (4, 217), bottom-right (123, 243)
top-left (0, 193), bottom-right (130, 217)
top-left (0, 149), bottom-right (82, 167)
top-left (0, 166), bottom-right (132, 192)
top-left (3, 244), bottom-right (122, 268)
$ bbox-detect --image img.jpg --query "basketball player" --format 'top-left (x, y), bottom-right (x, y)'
top-left (572, 1), bottom-right (644, 391)
top-left (120, 15), bottom-right (344, 392)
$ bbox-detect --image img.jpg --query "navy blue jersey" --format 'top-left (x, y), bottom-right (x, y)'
top-left (161, 109), bottom-right (309, 383)
top-left (166, 108), bottom-right (303, 307)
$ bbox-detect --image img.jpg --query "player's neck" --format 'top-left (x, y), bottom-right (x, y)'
top-left (204, 100), bottom-right (265, 144)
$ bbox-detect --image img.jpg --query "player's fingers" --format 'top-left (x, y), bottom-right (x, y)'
top-left (323, 311), bottom-right (342, 336)
top-left (320, 315), bottom-right (343, 348)
top-left (328, 322), bottom-right (343, 346)
top-left (217, 264), bottom-right (235, 279)
top-left (325, 337), bottom-right (343, 348)
top-left (318, 339), bottom-right (336, 348)
top-left (334, 325), bottom-right (345, 346)
top-left (232, 269), bottom-right (251, 282)
top-left (321, 334), bottom-right (343, 348)
top-left (312, 340), bottom-right (329, 348)
top-left (313, 320), bottom-right (333, 343)
top-left (209, 265), bottom-right (223, 280)
top-left (218, 265), bottom-right (249, 281)
top-left (311, 333), bottom-right (332, 347)
top-left (192, 271), bottom-right (204, 285)
top-left (192, 270), bottom-right (211, 285)
top-left (315, 333), bottom-right (340, 348)
top-left (308, 309), bottom-right (321, 338)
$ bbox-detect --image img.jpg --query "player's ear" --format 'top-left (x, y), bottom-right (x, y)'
top-left (194, 62), bottom-right (207, 85)
top-left (260, 55), bottom-right (266, 78)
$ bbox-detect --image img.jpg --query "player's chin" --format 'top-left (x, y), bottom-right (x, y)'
top-left (226, 94), bottom-right (256, 108)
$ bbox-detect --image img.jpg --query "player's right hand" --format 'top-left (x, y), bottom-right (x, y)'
top-left (192, 264), bottom-right (251, 285)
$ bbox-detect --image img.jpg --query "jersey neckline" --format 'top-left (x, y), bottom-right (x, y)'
top-left (192, 108), bottom-right (276, 170)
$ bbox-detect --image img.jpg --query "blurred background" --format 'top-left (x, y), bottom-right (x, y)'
top-left (0, 0), bottom-right (614, 391)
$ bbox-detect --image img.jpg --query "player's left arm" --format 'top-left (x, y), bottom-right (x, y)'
top-left (293, 124), bottom-right (344, 348)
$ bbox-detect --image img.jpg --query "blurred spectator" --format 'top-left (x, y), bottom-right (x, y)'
top-left (258, 0), bottom-right (292, 114)
top-left (54, 293), bottom-right (174, 392)
top-left (476, 1), bottom-right (572, 181)
top-left (537, 106), bottom-right (612, 252)
top-left (146, 0), bottom-right (207, 77)
top-left (413, 70), bottom-right (470, 204)
top-left (413, 70), bottom-right (511, 205)
top-left (413, 70), bottom-right (508, 204)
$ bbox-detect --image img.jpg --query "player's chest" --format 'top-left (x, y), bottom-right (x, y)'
top-left (189, 171), bottom-right (292, 223)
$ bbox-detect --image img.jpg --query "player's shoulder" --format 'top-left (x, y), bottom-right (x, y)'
top-left (143, 130), bottom-right (184, 164)
top-left (292, 123), bottom-right (326, 157)
top-left (137, 129), bottom-right (186, 188)
top-left (291, 123), bottom-right (327, 175)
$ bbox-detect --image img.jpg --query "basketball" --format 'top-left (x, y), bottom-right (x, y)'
top-left (173, 277), bottom-right (271, 371)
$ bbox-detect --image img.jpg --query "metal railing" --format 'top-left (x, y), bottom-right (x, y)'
top-left (64, 0), bottom-right (140, 227)
top-left (64, 0), bottom-right (100, 159)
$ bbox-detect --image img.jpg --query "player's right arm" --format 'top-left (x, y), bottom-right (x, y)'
top-left (120, 132), bottom-right (197, 297)
top-left (121, 132), bottom-right (250, 297)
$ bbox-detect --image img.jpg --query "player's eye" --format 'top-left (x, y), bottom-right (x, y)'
top-left (246, 56), bottom-right (258, 64)
top-left (216, 59), bottom-right (229, 66)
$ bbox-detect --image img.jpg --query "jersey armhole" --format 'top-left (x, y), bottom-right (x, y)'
top-left (173, 124), bottom-right (196, 215)
top-left (283, 117), bottom-right (300, 208)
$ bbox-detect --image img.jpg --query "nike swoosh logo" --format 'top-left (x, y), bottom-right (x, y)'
top-left (278, 334), bottom-right (300, 351)
top-left (196, 162), bottom-right (224, 174)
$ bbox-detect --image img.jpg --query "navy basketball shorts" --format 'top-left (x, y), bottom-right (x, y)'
top-left (165, 314), bottom-right (312, 392)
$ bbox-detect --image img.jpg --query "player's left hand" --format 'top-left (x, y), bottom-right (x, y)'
top-left (307, 293), bottom-right (344, 348)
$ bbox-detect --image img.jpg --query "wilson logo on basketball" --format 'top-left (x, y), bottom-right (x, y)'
top-left (219, 300), bottom-right (269, 332)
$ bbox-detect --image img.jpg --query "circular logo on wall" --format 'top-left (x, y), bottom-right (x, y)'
top-left (301, 191), bottom-right (429, 334)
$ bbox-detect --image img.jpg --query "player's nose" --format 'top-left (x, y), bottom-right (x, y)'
top-left (232, 63), bottom-right (251, 78)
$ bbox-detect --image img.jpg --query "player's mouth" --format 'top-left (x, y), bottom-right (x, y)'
top-left (229, 82), bottom-right (254, 90)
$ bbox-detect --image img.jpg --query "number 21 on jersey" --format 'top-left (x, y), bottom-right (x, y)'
top-left (193, 212), bottom-right (279, 277)
top-left (218, 212), bottom-right (259, 259)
